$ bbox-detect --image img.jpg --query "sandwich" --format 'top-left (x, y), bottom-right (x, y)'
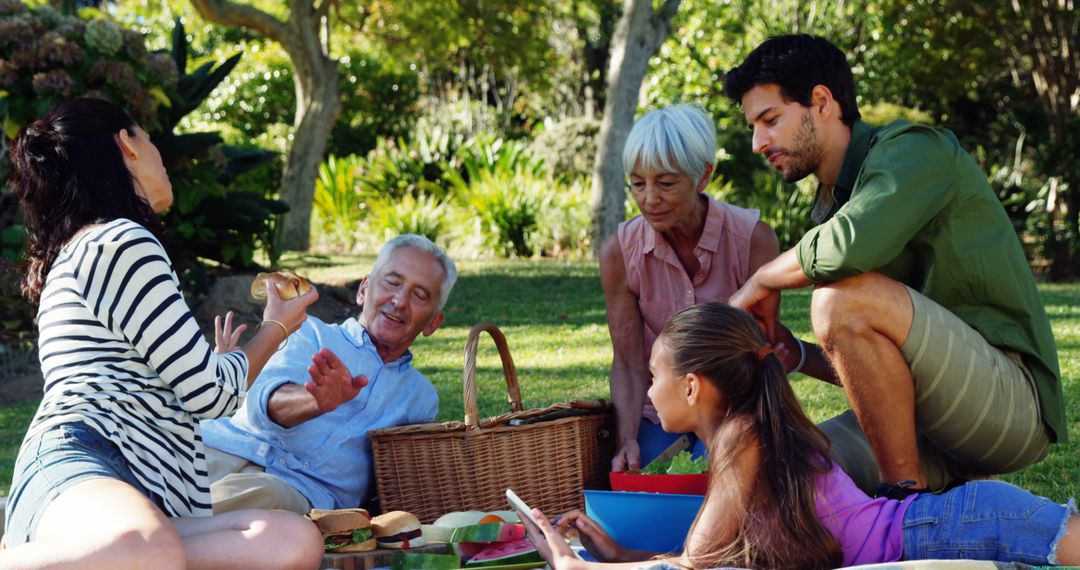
top-left (372, 511), bottom-right (426, 549)
top-left (251, 270), bottom-right (312, 301)
top-left (310, 508), bottom-right (376, 552)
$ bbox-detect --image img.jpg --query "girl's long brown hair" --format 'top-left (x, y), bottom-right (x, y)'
top-left (661, 302), bottom-right (842, 570)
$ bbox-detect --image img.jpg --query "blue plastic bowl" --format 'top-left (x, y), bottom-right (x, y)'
top-left (582, 490), bottom-right (704, 553)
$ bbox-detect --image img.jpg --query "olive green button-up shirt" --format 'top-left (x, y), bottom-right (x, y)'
top-left (796, 120), bottom-right (1065, 442)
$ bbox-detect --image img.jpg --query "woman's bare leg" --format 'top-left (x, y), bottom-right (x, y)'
top-left (171, 509), bottom-right (323, 570)
top-left (1055, 516), bottom-right (1080, 565)
top-left (0, 478), bottom-right (185, 570)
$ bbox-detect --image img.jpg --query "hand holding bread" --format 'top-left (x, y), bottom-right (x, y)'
top-left (251, 271), bottom-right (312, 301)
top-left (251, 271), bottom-right (318, 339)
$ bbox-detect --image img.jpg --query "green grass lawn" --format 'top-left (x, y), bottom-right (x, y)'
top-left (1, 256), bottom-right (1078, 503)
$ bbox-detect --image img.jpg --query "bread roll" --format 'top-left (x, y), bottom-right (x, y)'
top-left (251, 271), bottom-right (311, 301)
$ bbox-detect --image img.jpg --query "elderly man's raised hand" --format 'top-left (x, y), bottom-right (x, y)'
top-left (305, 348), bottom-right (369, 413)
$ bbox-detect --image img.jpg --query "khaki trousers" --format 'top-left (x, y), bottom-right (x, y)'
top-left (205, 446), bottom-right (312, 515)
top-left (820, 286), bottom-right (1051, 494)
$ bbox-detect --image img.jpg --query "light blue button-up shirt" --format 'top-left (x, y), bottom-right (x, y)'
top-left (201, 317), bottom-right (438, 509)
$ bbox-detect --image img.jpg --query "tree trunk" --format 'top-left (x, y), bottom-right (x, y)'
top-left (190, 0), bottom-right (340, 252)
top-left (277, 4), bottom-right (340, 251)
top-left (589, 0), bottom-right (681, 257)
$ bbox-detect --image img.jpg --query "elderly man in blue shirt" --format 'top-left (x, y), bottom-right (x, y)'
top-left (200, 234), bottom-right (457, 513)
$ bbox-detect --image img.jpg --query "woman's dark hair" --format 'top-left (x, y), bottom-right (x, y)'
top-left (723, 34), bottom-right (860, 126)
top-left (10, 98), bottom-right (162, 303)
top-left (660, 302), bottom-right (842, 570)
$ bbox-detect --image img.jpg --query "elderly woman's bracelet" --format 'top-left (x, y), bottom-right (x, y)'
top-left (793, 338), bottom-right (807, 374)
top-left (256, 319), bottom-right (289, 349)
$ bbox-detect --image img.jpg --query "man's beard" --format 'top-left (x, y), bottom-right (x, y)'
top-left (779, 111), bottom-right (824, 183)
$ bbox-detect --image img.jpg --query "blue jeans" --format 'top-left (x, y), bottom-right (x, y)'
top-left (903, 480), bottom-right (1077, 564)
top-left (5, 422), bottom-right (157, 546)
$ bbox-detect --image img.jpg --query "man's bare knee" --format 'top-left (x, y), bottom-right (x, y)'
top-left (811, 273), bottom-right (911, 348)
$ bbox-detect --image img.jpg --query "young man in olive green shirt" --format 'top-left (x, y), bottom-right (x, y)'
top-left (723, 35), bottom-right (1064, 496)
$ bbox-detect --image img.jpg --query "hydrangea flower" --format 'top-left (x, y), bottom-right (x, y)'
top-left (148, 52), bottom-right (179, 90)
top-left (38, 32), bottom-right (85, 67)
top-left (32, 69), bottom-right (73, 96)
top-left (88, 59), bottom-right (138, 93)
top-left (0, 0), bottom-right (27, 17)
top-left (85, 19), bottom-right (123, 56)
top-left (121, 29), bottom-right (149, 66)
top-left (0, 58), bottom-right (17, 87)
top-left (0, 15), bottom-right (39, 51)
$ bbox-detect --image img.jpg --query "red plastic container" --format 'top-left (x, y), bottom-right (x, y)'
top-left (609, 472), bottom-right (708, 495)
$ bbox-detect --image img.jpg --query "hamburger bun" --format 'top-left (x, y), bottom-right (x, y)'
top-left (372, 510), bottom-right (426, 549)
top-left (311, 508), bottom-right (371, 533)
top-left (251, 271), bottom-right (311, 301)
top-left (310, 508), bottom-right (376, 552)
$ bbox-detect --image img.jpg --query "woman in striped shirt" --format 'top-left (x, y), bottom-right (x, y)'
top-left (2, 99), bottom-right (323, 569)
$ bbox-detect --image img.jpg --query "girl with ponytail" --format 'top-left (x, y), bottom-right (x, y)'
top-left (524, 303), bottom-right (1080, 569)
top-left (2, 99), bottom-right (323, 569)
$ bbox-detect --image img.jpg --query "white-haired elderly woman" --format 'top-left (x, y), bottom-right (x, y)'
top-left (602, 104), bottom-right (780, 472)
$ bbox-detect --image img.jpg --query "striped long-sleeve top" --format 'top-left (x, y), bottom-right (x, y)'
top-left (23, 218), bottom-right (248, 517)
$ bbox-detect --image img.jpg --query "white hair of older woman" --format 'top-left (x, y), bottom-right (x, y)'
top-left (370, 234), bottom-right (458, 310)
top-left (622, 103), bottom-right (717, 184)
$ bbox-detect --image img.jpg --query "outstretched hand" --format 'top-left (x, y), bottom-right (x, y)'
top-left (214, 311), bottom-right (247, 354)
top-left (305, 348), bottom-right (368, 413)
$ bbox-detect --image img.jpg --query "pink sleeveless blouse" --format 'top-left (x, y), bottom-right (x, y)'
top-left (618, 195), bottom-right (759, 422)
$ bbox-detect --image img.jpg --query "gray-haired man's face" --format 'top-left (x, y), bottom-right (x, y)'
top-left (359, 246), bottom-right (446, 355)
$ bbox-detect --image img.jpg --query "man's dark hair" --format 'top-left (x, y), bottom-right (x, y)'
top-left (723, 34), bottom-right (860, 126)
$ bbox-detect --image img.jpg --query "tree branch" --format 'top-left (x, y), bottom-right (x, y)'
top-left (655, 0), bottom-right (681, 25)
top-left (190, 0), bottom-right (289, 44)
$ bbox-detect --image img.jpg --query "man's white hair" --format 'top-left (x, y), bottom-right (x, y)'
top-left (622, 103), bottom-right (716, 183)
top-left (370, 234), bottom-right (458, 310)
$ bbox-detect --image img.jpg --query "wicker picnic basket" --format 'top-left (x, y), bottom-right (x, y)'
top-left (368, 323), bottom-right (614, 523)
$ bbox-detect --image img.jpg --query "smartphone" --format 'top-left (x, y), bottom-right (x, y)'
top-left (507, 489), bottom-right (583, 561)
top-left (505, 488), bottom-right (542, 529)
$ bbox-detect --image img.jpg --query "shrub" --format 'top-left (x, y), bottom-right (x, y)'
top-left (155, 19), bottom-right (282, 277)
top-left (0, 4), bottom-right (177, 260)
top-left (206, 46), bottom-right (421, 157)
top-left (453, 167), bottom-right (541, 258)
top-left (357, 136), bottom-right (452, 201)
top-left (534, 178), bottom-right (592, 258)
top-left (312, 154), bottom-right (368, 251)
top-left (526, 116), bottom-right (600, 183)
top-left (369, 193), bottom-right (446, 245)
top-left (709, 173), bottom-right (816, 249)
top-left (456, 134), bottom-right (542, 184)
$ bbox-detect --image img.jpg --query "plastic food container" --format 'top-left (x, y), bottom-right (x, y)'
top-left (582, 490), bottom-right (704, 553)
top-left (608, 472), bottom-right (708, 495)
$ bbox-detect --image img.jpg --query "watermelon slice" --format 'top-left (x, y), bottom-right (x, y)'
top-left (391, 551), bottom-right (461, 570)
top-left (449, 522), bottom-right (525, 543)
top-left (463, 539), bottom-right (543, 568)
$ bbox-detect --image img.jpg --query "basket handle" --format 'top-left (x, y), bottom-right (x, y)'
top-left (463, 323), bottom-right (523, 429)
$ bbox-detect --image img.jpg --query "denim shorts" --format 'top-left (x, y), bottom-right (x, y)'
top-left (4, 422), bottom-right (156, 546)
top-left (902, 480), bottom-right (1077, 564)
